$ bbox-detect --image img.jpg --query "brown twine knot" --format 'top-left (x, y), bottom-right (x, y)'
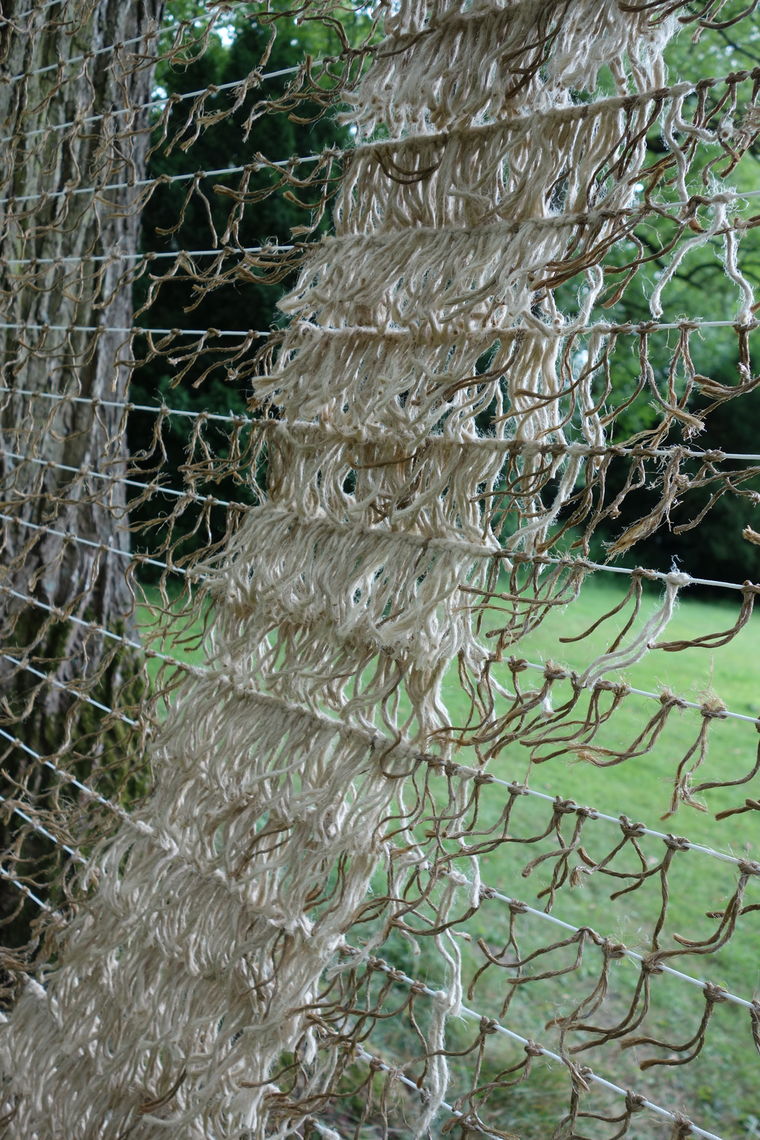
top-left (664, 834), bottom-right (691, 852)
top-left (699, 697), bottom-right (727, 720)
top-left (703, 982), bottom-right (728, 1005)
top-left (640, 953), bottom-right (665, 975)
top-left (625, 1091), bottom-right (647, 1113)
top-left (472, 771), bottom-right (493, 786)
top-left (669, 1111), bottom-right (695, 1138)
top-left (619, 816), bottom-right (646, 839)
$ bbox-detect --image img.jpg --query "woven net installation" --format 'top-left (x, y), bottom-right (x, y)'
top-left (1, 0), bottom-right (760, 1136)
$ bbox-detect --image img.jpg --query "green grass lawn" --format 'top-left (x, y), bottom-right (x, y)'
top-left (444, 578), bottom-right (760, 1138)
top-left (135, 575), bottom-right (760, 1137)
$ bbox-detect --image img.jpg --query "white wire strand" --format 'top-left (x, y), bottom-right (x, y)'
top-left (0, 322), bottom-right (269, 339)
top-left (5, 504), bottom-right (760, 743)
top-left (517, 657), bottom-right (760, 727)
top-left (2, 155), bottom-right (758, 228)
top-left (0, 55), bottom-right (360, 148)
top-left (4, 0), bottom-right (66, 21)
top-left (0, 512), bottom-right (186, 577)
top-left (346, 950), bottom-right (726, 1140)
top-left (3, 509), bottom-right (760, 731)
top-left (2, 57), bottom-right (757, 205)
top-left (0, 654), bottom-right (756, 1021)
top-left (0, 315), bottom-right (756, 344)
top-left (460, 765), bottom-right (758, 870)
top-left (2, 687), bottom-right (754, 1044)
top-left (291, 315), bottom-right (759, 341)
top-left (0, 448), bottom-right (240, 510)
top-left (0, 651), bottom-right (138, 726)
top-left (3, 449), bottom-right (757, 594)
top-left (6, 33), bottom-right (153, 85)
top-left (2, 65), bottom-right (760, 215)
top-left (0, 154), bottom-right (327, 209)
top-left (0, 244), bottom-right (294, 267)
top-left (0, 792), bottom-right (83, 863)
top-left (0, 726), bottom-right (136, 825)
top-left (350, 1044), bottom-right (504, 1140)
top-left (434, 866), bottom-right (757, 1013)
top-left (7, 389), bottom-right (760, 464)
top-left (0, 870), bottom-right (54, 914)
top-left (0, 582), bottom-right (205, 674)
top-left (209, 680), bottom-right (760, 878)
top-left (0, 601), bottom-right (754, 888)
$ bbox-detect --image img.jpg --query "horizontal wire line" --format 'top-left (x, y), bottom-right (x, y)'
top-left (350, 1045), bottom-right (503, 1140)
top-left (2, 154), bottom-right (758, 230)
top-left (436, 866), bottom-right (757, 1013)
top-left (3, 503), bottom-right (759, 738)
top-left (0, 870), bottom-right (54, 914)
top-left (209, 678), bottom-right (759, 874)
top-left (191, 500), bottom-right (760, 595)
top-left (0, 583), bottom-right (206, 673)
top-left (1, 36), bottom-right (374, 148)
top-left (3, 450), bottom-right (756, 590)
top-left (354, 61), bottom-right (760, 160)
top-left (7, 390), bottom-right (760, 464)
top-left (1, 57), bottom-right (759, 210)
top-left (0, 512), bottom-right (188, 577)
top-left (345, 948), bottom-right (725, 1140)
top-left (536, 554), bottom-right (755, 595)
top-left (517, 657), bottom-right (760, 727)
top-left (0, 153), bottom-right (328, 209)
top-left (0, 66), bottom-right (307, 147)
top-left (0, 726), bottom-right (136, 824)
top-left (0, 449), bottom-right (240, 510)
top-left (21, 660), bottom-right (738, 1031)
top-left (2, 506), bottom-right (758, 732)
top-left (4, 455), bottom-right (756, 593)
top-left (0, 322), bottom-right (268, 338)
top-left (0, 313), bottom-right (755, 345)
top-left (5, 716), bottom-right (743, 1119)
top-left (4, 388), bottom-right (256, 425)
top-left (1, 538), bottom-right (756, 877)
top-left (0, 664), bottom-right (755, 1020)
top-left (0, 792), bottom-right (83, 862)
top-left (0, 243), bottom-right (294, 267)
top-left (0, 651), bottom-right (138, 726)
top-left (2, 630), bottom-right (754, 996)
top-left (0, 724), bottom-right (232, 857)
top-left (475, 766), bottom-right (758, 869)
top-left (3, 0), bottom-right (66, 21)
top-left (0, 54), bottom-right (756, 202)
top-left (6, 33), bottom-right (153, 85)
top-left (3, 447), bottom-right (756, 589)
top-left (290, 315), bottom-right (759, 341)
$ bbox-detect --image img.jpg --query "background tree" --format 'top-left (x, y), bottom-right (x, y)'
top-left (127, 8), bottom-right (364, 566)
top-left (0, 0), bottom-right (164, 950)
top-left (548, 20), bottom-right (760, 583)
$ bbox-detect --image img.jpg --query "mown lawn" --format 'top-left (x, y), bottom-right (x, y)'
top-left (135, 576), bottom-right (760, 1138)
top-left (444, 578), bottom-right (760, 1138)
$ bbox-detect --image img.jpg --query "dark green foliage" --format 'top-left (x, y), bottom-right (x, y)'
top-left (128, 15), bottom-right (356, 569)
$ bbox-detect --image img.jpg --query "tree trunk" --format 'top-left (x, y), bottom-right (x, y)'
top-left (0, 0), bottom-right (164, 955)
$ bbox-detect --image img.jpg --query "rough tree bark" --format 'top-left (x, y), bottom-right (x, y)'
top-left (0, 0), bottom-right (165, 951)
